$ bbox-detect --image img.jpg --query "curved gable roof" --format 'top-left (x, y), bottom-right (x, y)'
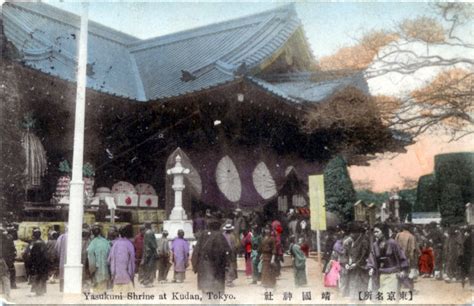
top-left (3, 2), bottom-right (308, 101)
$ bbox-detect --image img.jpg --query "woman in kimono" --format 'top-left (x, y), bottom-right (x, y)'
top-left (418, 239), bottom-right (434, 277)
top-left (288, 237), bottom-right (307, 287)
top-left (241, 228), bottom-right (253, 278)
top-left (87, 224), bottom-right (111, 292)
top-left (171, 229), bottom-right (190, 283)
top-left (367, 223), bottom-right (408, 300)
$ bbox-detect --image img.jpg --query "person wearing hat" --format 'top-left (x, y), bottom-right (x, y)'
top-left (25, 228), bottom-right (49, 296)
top-left (87, 223), bottom-right (111, 292)
top-left (108, 225), bottom-right (135, 293)
top-left (171, 229), bottom-right (190, 283)
top-left (192, 218), bottom-right (232, 297)
top-left (223, 223), bottom-right (238, 287)
top-left (157, 230), bottom-right (171, 283)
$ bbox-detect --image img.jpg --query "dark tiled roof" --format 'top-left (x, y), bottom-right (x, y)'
top-left (3, 2), bottom-right (305, 101)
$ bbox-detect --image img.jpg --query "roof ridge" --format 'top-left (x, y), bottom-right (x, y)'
top-left (128, 3), bottom-right (296, 51)
top-left (6, 2), bottom-right (140, 45)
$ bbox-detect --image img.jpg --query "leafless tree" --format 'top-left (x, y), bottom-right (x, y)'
top-left (319, 3), bottom-right (474, 141)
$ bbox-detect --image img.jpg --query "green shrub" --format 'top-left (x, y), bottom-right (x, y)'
top-left (324, 156), bottom-right (356, 222)
top-left (414, 174), bottom-right (439, 212)
top-left (435, 152), bottom-right (474, 205)
top-left (439, 183), bottom-right (465, 226)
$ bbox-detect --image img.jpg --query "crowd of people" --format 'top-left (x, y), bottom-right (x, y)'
top-left (190, 208), bottom-right (309, 297)
top-left (1, 210), bottom-right (472, 303)
top-left (0, 208), bottom-right (312, 301)
top-left (322, 221), bottom-right (473, 301)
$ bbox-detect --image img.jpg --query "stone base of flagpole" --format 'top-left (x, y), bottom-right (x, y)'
top-left (63, 263), bottom-right (83, 293)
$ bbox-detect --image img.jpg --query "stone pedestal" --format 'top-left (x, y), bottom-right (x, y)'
top-left (163, 219), bottom-right (194, 240)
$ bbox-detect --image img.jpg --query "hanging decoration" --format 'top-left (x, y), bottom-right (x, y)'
top-left (21, 113), bottom-right (47, 187)
top-left (83, 162), bottom-right (95, 201)
top-left (215, 155), bottom-right (241, 202)
top-left (54, 160), bottom-right (71, 201)
top-left (252, 161), bottom-right (277, 200)
top-left (54, 160), bottom-right (96, 203)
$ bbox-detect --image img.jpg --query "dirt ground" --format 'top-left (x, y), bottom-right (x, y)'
top-left (3, 256), bottom-right (472, 305)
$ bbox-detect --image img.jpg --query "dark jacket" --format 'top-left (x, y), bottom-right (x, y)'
top-left (192, 230), bottom-right (231, 293)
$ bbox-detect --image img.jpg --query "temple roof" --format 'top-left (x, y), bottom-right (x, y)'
top-left (3, 2), bottom-right (317, 102)
top-left (249, 71), bottom-right (368, 104)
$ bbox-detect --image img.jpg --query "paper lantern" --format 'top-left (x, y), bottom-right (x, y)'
top-left (111, 181), bottom-right (137, 194)
top-left (135, 183), bottom-right (157, 195)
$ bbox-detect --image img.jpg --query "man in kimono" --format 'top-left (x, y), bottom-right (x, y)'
top-left (346, 222), bottom-right (370, 300)
top-left (289, 236), bottom-right (307, 287)
top-left (1, 226), bottom-right (16, 292)
top-left (171, 229), bottom-right (189, 283)
top-left (445, 227), bottom-right (464, 283)
top-left (81, 226), bottom-right (92, 291)
top-left (0, 226), bottom-right (12, 300)
top-left (222, 223), bottom-right (238, 287)
top-left (87, 223), bottom-right (111, 292)
top-left (395, 224), bottom-right (417, 290)
top-left (140, 222), bottom-right (157, 287)
top-left (259, 225), bottom-right (277, 289)
top-left (46, 230), bottom-right (58, 284)
top-left (192, 218), bottom-right (231, 297)
top-left (157, 230), bottom-right (171, 283)
top-left (367, 223), bottom-right (408, 300)
top-left (55, 228), bottom-right (67, 292)
top-left (4, 226), bottom-right (17, 290)
top-left (108, 225), bottom-right (135, 292)
top-left (133, 225), bottom-right (145, 283)
top-left (427, 222), bottom-right (444, 279)
top-left (26, 228), bottom-right (48, 296)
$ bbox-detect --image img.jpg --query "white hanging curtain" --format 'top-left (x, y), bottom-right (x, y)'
top-left (252, 161), bottom-right (277, 200)
top-left (215, 155), bottom-right (241, 202)
top-left (21, 130), bottom-right (47, 187)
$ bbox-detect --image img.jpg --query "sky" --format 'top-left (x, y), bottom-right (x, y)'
top-left (43, 1), bottom-right (440, 58)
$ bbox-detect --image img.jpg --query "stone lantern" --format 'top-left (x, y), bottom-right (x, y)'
top-left (163, 155), bottom-right (194, 239)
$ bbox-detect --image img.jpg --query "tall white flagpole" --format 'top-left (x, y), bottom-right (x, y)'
top-left (64, 2), bottom-right (89, 294)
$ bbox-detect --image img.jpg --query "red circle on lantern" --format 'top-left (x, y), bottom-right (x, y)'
top-left (125, 197), bottom-right (132, 205)
top-left (146, 198), bottom-right (152, 206)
